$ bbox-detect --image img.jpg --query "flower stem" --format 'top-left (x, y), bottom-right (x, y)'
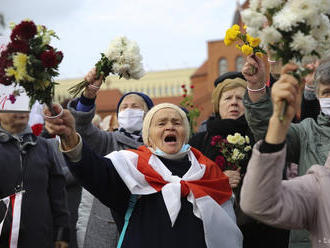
top-left (68, 80), bottom-right (89, 98)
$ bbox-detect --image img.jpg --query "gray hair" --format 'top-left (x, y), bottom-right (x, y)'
top-left (314, 57), bottom-right (330, 97)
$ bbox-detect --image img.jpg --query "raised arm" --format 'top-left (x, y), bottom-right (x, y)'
top-left (240, 64), bottom-right (316, 230)
top-left (43, 105), bottom-right (130, 213)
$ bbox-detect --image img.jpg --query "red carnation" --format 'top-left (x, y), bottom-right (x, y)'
top-left (8, 40), bottom-right (29, 53)
top-left (11, 21), bottom-right (37, 41)
top-left (181, 84), bottom-right (186, 88)
top-left (55, 51), bottom-right (64, 63)
top-left (40, 49), bottom-right (58, 68)
top-left (183, 94), bottom-right (187, 97)
top-left (190, 85), bottom-right (194, 89)
top-left (215, 155), bottom-right (226, 171)
top-left (8, 94), bottom-right (17, 104)
top-left (0, 49), bottom-right (14, 86)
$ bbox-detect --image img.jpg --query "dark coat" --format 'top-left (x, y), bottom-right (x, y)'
top-left (0, 126), bottom-right (70, 248)
top-left (189, 115), bottom-right (290, 248)
top-left (67, 143), bottom-right (212, 248)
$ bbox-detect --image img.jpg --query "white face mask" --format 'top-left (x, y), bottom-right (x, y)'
top-left (118, 108), bottom-right (144, 133)
top-left (319, 98), bottom-right (330, 116)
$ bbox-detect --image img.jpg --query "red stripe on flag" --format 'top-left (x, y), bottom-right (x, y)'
top-left (129, 146), bottom-right (232, 205)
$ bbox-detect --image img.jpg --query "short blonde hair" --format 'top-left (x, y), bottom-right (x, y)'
top-left (211, 78), bottom-right (247, 114)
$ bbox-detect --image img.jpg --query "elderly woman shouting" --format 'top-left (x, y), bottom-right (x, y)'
top-left (45, 103), bottom-right (242, 248)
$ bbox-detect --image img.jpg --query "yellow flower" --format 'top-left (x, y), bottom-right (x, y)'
top-left (37, 25), bottom-right (44, 33)
top-left (245, 135), bottom-right (250, 144)
top-left (255, 52), bottom-right (264, 58)
top-left (244, 146), bottom-right (252, 152)
top-left (5, 67), bottom-right (18, 78)
top-left (11, 53), bottom-right (34, 82)
top-left (224, 25), bottom-right (241, 46)
top-left (232, 24), bottom-right (240, 31)
top-left (241, 44), bottom-right (253, 56)
top-left (42, 34), bottom-right (51, 46)
top-left (246, 34), bottom-right (261, 48)
top-left (9, 22), bottom-right (16, 29)
top-left (243, 25), bottom-right (247, 30)
top-left (43, 81), bottom-right (51, 88)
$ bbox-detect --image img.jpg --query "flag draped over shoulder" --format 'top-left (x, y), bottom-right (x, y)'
top-left (106, 146), bottom-right (243, 248)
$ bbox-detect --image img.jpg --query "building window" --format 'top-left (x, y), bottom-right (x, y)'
top-left (164, 85), bottom-right (168, 96)
top-left (236, 56), bottom-right (245, 72)
top-left (218, 58), bottom-right (228, 76)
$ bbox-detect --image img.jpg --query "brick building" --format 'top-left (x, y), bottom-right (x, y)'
top-left (55, 1), bottom-right (249, 130)
top-left (191, 1), bottom-right (249, 127)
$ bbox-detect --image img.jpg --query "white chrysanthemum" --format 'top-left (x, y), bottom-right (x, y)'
top-left (245, 136), bottom-right (250, 144)
top-left (290, 31), bottom-right (317, 55)
top-left (311, 14), bottom-right (330, 40)
top-left (249, 0), bottom-right (260, 11)
top-left (261, 0), bottom-right (284, 13)
top-left (246, 27), bottom-right (260, 38)
top-left (259, 26), bottom-right (282, 48)
top-left (273, 4), bottom-right (300, 31)
top-left (105, 36), bottom-right (145, 80)
top-left (288, 0), bottom-right (320, 21)
top-left (319, 0), bottom-right (330, 14)
top-left (241, 9), bottom-right (267, 29)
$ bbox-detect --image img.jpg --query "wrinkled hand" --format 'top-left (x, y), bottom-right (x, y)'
top-left (223, 168), bottom-right (241, 189)
top-left (304, 60), bottom-right (319, 86)
top-left (54, 241), bottom-right (68, 248)
top-left (83, 67), bottom-right (104, 99)
top-left (44, 105), bottom-right (79, 150)
top-left (242, 55), bottom-right (266, 89)
top-left (271, 64), bottom-right (303, 123)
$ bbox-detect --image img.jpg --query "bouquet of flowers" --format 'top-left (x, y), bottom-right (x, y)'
top-left (210, 133), bottom-right (251, 171)
top-left (0, 20), bottom-right (63, 110)
top-left (241, 0), bottom-right (330, 119)
top-left (69, 36), bottom-right (145, 98)
top-left (179, 84), bottom-right (200, 134)
top-left (224, 24), bottom-right (266, 57)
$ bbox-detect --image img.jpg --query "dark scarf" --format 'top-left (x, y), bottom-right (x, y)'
top-left (206, 115), bottom-right (251, 138)
top-left (118, 128), bottom-right (143, 143)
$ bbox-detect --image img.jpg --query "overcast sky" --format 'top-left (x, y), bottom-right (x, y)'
top-left (1, 0), bottom-right (243, 79)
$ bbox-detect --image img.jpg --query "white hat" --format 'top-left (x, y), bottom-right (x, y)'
top-left (142, 103), bottom-right (190, 146)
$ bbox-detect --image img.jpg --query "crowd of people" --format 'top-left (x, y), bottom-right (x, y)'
top-left (1, 50), bottom-right (330, 248)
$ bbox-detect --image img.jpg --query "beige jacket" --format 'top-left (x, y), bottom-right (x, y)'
top-left (240, 141), bottom-right (330, 248)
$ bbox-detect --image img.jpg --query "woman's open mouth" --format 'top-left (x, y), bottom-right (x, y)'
top-left (164, 134), bottom-right (177, 144)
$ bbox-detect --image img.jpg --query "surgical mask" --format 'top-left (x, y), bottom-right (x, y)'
top-left (118, 108), bottom-right (144, 133)
top-left (153, 144), bottom-right (191, 160)
top-left (319, 98), bottom-right (330, 116)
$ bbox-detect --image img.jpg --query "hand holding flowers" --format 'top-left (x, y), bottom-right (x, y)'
top-left (241, 0), bottom-right (330, 120)
top-left (69, 36), bottom-right (145, 98)
top-left (211, 133), bottom-right (252, 171)
top-left (224, 24), bottom-right (266, 57)
top-left (0, 20), bottom-right (63, 112)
